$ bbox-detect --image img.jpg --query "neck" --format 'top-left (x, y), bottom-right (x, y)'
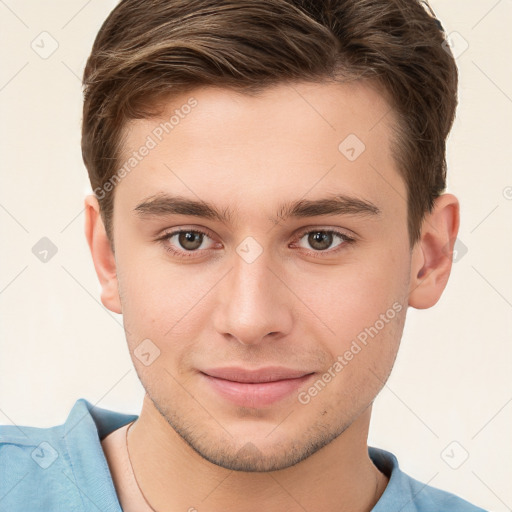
top-left (127, 395), bottom-right (388, 512)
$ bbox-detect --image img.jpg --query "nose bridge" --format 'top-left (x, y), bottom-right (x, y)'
top-left (214, 244), bottom-right (292, 345)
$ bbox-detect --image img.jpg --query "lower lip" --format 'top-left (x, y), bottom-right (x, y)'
top-left (200, 373), bottom-right (315, 408)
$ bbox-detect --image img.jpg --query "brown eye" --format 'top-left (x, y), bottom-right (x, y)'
top-left (307, 231), bottom-right (334, 251)
top-left (292, 228), bottom-right (356, 258)
top-left (178, 231), bottom-right (204, 251)
top-left (159, 228), bottom-right (216, 258)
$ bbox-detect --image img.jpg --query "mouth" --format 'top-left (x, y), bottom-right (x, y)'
top-left (199, 366), bottom-right (316, 407)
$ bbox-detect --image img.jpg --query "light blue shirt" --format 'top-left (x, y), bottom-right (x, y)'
top-left (0, 398), bottom-right (487, 511)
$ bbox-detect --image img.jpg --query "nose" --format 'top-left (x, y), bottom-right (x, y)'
top-left (213, 247), bottom-right (293, 346)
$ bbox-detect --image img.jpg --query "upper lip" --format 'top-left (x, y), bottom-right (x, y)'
top-left (201, 366), bottom-right (314, 383)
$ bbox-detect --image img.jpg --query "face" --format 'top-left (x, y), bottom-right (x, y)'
top-left (110, 81), bottom-right (412, 471)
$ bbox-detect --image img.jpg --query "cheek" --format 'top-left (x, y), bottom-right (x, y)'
top-left (290, 251), bottom-right (409, 402)
top-left (117, 244), bottom-right (189, 314)
top-left (293, 252), bottom-right (408, 337)
top-left (305, 300), bottom-right (406, 413)
top-left (116, 260), bottom-right (207, 365)
top-left (116, 263), bottom-right (172, 350)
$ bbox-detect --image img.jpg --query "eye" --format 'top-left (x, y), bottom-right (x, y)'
top-left (157, 227), bottom-right (355, 260)
top-left (294, 229), bottom-right (355, 255)
top-left (172, 230), bottom-right (210, 251)
top-left (158, 228), bottom-right (217, 258)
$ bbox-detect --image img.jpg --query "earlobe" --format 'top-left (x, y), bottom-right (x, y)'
top-left (84, 195), bottom-right (122, 314)
top-left (408, 193), bottom-right (460, 310)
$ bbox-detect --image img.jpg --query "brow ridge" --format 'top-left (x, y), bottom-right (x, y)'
top-left (133, 193), bottom-right (381, 225)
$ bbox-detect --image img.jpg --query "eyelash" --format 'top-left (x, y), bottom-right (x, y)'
top-left (157, 227), bottom-right (356, 260)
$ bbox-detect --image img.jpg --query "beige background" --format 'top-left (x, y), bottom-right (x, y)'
top-left (0, 1), bottom-right (511, 510)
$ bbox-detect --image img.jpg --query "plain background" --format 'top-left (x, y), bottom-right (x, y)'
top-left (0, 1), bottom-right (511, 510)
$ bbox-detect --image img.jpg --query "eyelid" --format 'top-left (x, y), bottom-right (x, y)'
top-left (293, 225), bottom-right (357, 241)
top-left (158, 224), bottom-right (216, 238)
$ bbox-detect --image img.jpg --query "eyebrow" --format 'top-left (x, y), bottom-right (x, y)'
top-left (133, 193), bottom-right (381, 225)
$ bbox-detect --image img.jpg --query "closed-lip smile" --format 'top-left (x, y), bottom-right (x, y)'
top-left (199, 366), bottom-right (316, 407)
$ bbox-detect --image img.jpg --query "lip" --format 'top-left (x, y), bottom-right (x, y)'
top-left (201, 366), bottom-right (313, 383)
top-left (199, 366), bottom-right (315, 407)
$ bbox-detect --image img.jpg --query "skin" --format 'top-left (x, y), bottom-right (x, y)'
top-left (86, 80), bottom-right (459, 512)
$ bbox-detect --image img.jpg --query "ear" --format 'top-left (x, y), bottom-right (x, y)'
top-left (408, 193), bottom-right (460, 309)
top-left (84, 195), bottom-right (122, 314)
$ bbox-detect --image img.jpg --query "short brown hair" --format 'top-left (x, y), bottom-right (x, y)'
top-left (82, 0), bottom-right (458, 249)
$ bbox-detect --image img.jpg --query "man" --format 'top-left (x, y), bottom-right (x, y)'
top-left (0, 0), bottom-right (488, 510)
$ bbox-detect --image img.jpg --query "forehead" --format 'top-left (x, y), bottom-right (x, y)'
top-left (115, 80), bottom-right (406, 225)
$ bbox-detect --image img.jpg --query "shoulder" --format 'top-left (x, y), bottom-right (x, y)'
top-left (0, 416), bottom-right (83, 510)
top-left (402, 473), bottom-right (488, 511)
top-left (369, 447), bottom-right (488, 512)
top-left (0, 398), bottom-right (138, 511)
